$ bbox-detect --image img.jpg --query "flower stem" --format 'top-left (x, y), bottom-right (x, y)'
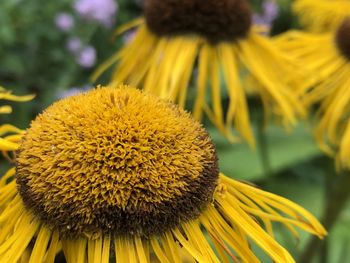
top-left (256, 112), bottom-right (272, 177)
top-left (320, 166), bottom-right (333, 263)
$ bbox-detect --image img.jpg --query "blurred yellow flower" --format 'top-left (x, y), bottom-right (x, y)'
top-left (0, 85), bottom-right (326, 262)
top-left (93, 0), bottom-right (311, 147)
top-left (293, 0), bottom-right (350, 33)
top-left (275, 19), bottom-right (350, 169)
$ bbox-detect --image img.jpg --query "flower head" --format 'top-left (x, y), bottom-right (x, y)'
top-left (16, 86), bottom-right (218, 237)
top-left (0, 85), bottom-right (326, 262)
top-left (55, 12), bottom-right (75, 32)
top-left (274, 18), bottom-right (350, 169)
top-left (293, 0), bottom-right (350, 33)
top-left (65, 37), bottom-right (96, 68)
top-left (66, 37), bottom-right (82, 53)
top-left (76, 45), bottom-right (96, 68)
top-left (93, 0), bottom-right (311, 147)
top-left (253, 0), bottom-right (279, 34)
top-left (74, 0), bottom-right (118, 28)
top-left (263, 0), bottom-right (279, 20)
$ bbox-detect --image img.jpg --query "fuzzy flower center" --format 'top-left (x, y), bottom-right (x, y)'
top-left (144, 0), bottom-right (252, 43)
top-left (15, 86), bottom-right (218, 238)
top-left (336, 18), bottom-right (350, 60)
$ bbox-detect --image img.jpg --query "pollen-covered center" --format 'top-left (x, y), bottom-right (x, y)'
top-left (336, 18), bottom-right (350, 60)
top-left (16, 86), bottom-right (218, 237)
top-left (144, 0), bottom-right (252, 43)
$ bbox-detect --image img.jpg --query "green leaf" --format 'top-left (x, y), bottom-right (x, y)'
top-left (209, 122), bottom-right (323, 181)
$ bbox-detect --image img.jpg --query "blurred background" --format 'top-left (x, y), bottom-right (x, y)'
top-left (0, 0), bottom-right (349, 262)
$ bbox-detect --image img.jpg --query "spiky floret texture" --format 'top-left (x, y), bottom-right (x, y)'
top-left (293, 0), bottom-right (350, 33)
top-left (16, 86), bottom-right (218, 237)
top-left (274, 21), bottom-right (350, 169)
top-left (144, 0), bottom-right (252, 43)
top-left (0, 85), bottom-right (326, 263)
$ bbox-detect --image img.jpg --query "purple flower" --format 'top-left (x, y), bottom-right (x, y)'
top-left (66, 37), bottom-right (82, 53)
top-left (66, 37), bottom-right (96, 69)
top-left (123, 30), bottom-right (136, 44)
top-left (263, 1), bottom-right (279, 24)
top-left (55, 13), bottom-right (75, 32)
top-left (76, 45), bottom-right (96, 68)
top-left (253, 0), bottom-right (279, 34)
top-left (74, 0), bottom-right (118, 28)
top-left (253, 15), bottom-right (268, 26)
top-left (57, 85), bottom-right (92, 99)
top-left (57, 87), bottom-right (83, 99)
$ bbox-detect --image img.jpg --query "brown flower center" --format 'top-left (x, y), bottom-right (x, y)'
top-left (16, 87), bottom-right (219, 238)
top-left (144, 0), bottom-right (252, 43)
top-left (336, 18), bottom-right (350, 60)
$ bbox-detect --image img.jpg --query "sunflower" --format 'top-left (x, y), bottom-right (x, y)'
top-left (92, 0), bottom-right (311, 147)
top-left (0, 86), bottom-right (34, 157)
top-left (274, 18), bottom-right (350, 169)
top-left (0, 85), bottom-right (326, 262)
top-left (293, 0), bottom-right (350, 33)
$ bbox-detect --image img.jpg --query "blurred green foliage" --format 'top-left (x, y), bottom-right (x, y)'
top-left (0, 0), bottom-right (141, 127)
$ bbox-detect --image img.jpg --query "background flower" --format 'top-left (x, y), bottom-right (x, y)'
top-left (74, 0), bottom-right (118, 28)
top-left (66, 37), bottom-right (82, 53)
top-left (55, 12), bottom-right (75, 32)
top-left (253, 0), bottom-right (279, 34)
top-left (75, 45), bottom-right (96, 68)
top-left (56, 84), bottom-right (91, 99)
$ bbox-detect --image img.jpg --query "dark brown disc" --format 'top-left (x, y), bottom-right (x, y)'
top-left (144, 0), bottom-right (252, 43)
top-left (15, 87), bottom-right (219, 238)
top-left (336, 18), bottom-right (350, 60)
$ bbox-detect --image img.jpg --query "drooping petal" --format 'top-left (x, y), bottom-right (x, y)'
top-left (293, 0), bottom-right (350, 33)
top-left (275, 28), bottom-right (350, 169)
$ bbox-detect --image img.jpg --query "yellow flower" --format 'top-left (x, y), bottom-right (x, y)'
top-left (274, 19), bottom-right (350, 169)
top-left (293, 0), bottom-right (350, 33)
top-left (93, 0), bottom-right (310, 147)
top-left (0, 85), bottom-right (326, 262)
top-left (0, 86), bottom-right (35, 157)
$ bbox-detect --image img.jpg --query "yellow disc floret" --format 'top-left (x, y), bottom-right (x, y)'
top-left (16, 85), bottom-right (218, 237)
